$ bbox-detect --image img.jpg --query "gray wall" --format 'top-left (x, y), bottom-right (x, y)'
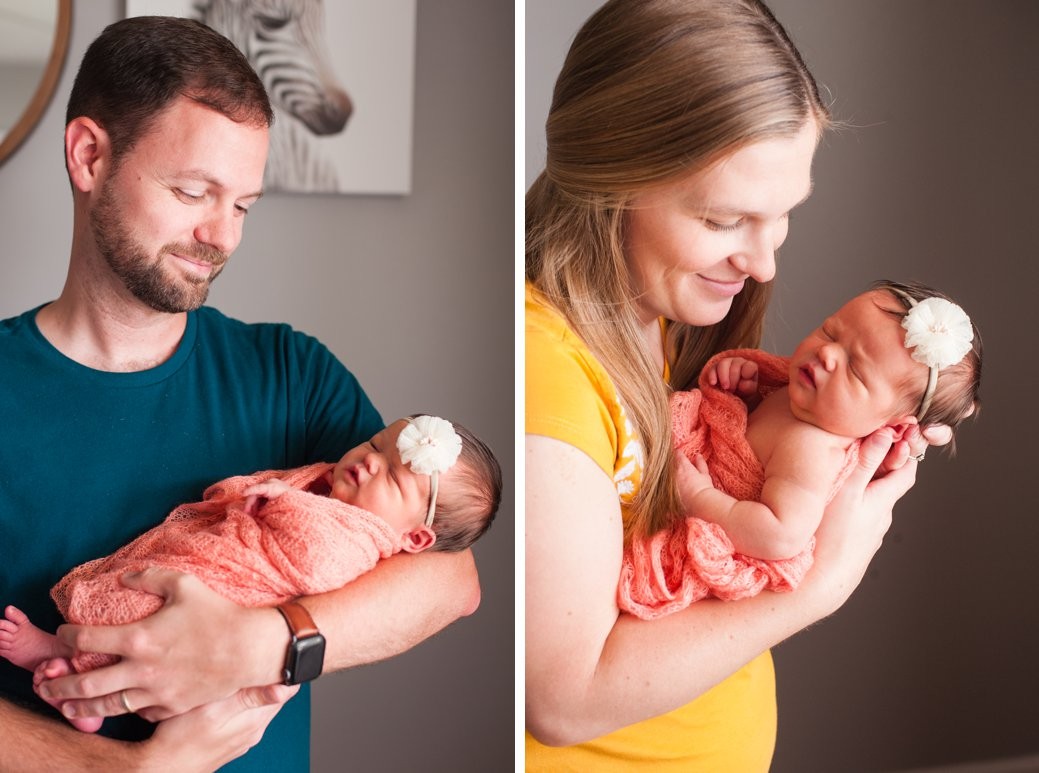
top-left (0, 2), bottom-right (513, 771)
top-left (527, 1), bottom-right (1038, 771)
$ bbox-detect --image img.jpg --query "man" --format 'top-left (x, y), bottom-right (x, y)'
top-left (0, 16), bottom-right (478, 771)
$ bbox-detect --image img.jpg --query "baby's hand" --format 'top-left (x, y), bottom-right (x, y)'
top-left (675, 453), bottom-right (715, 514)
top-left (706, 357), bottom-right (759, 404)
top-left (242, 479), bottom-right (293, 514)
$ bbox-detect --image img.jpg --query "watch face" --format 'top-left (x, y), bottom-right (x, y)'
top-left (286, 633), bottom-right (326, 684)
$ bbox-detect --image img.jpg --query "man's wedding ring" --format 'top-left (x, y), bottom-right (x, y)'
top-left (120, 689), bottom-right (133, 713)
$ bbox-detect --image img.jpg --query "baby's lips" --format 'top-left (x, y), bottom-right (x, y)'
top-left (798, 363), bottom-right (817, 388)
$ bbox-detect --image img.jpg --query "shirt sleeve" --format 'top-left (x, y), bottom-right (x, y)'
top-left (525, 298), bottom-right (619, 479)
top-left (293, 331), bottom-right (384, 463)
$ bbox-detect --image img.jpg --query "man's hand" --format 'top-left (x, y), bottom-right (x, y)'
top-left (38, 569), bottom-right (286, 722)
top-left (140, 684), bottom-right (299, 772)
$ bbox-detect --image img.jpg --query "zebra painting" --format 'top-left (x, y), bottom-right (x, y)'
top-left (193, 0), bottom-right (352, 192)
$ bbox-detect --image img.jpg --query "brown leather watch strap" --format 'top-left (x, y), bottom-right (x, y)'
top-left (276, 600), bottom-right (319, 639)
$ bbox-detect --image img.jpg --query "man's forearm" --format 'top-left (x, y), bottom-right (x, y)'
top-left (33, 551), bottom-right (481, 722)
top-left (1, 686), bottom-right (298, 772)
top-left (0, 698), bottom-right (136, 772)
top-left (303, 549), bottom-right (480, 670)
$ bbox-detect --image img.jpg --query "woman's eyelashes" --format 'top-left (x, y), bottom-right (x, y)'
top-left (703, 217), bottom-right (744, 232)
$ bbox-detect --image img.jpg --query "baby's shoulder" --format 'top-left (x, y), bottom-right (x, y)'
top-left (752, 391), bottom-right (849, 463)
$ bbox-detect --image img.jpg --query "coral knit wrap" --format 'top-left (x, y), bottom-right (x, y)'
top-left (617, 349), bottom-right (859, 619)
top-left (51, 463), bottom-right (401, 672)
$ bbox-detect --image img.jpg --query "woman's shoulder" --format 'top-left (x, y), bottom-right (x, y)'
top-left (525, 283), bottom-right (631, 476)
top-left (525, 283), bottom-right (613, 396)
top-left (526, 283), bottom-right (576, 344)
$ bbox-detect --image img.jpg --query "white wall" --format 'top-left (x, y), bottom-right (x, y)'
top-left (526, 1), bottom-right (1039, 771)
top-left (0, 2), bottom-right (514, 771)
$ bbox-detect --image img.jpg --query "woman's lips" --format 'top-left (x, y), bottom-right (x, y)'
top-left (701, 276), bottom-right (746, 297)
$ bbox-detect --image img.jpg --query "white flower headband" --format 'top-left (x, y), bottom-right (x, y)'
top-left (396, 415), bottom-right (463, 526)
top-left (889, 288), bottom-right (974, 420)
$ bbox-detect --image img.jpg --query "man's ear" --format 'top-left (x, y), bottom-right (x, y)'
top-left (885, 414), bottom-right (918, 441)
top-left (65, 117), bottom-right (110, 193)
top-left (400, 526), bottom-right (436, 554)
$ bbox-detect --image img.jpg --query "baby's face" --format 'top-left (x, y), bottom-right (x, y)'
top-left (787, 290), bottom-right (926, 437)
top-left (331, 420), bottom-right (431, 533)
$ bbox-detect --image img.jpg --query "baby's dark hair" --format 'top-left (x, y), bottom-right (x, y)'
top-left (872, 280), bottom-right (982, 446)
top-left (409, 416), bottom-right (502, 552)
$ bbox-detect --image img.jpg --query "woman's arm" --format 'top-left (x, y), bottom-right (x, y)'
top-left (526, 429), bottom-right (912, 746)
top-left (37, 550), bottom-right (479, 721)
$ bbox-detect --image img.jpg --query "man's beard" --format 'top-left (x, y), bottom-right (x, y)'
top-left (90, 179), bottom-right (228, 313)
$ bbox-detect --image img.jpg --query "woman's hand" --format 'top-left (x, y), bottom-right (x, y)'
top-left (38, 569), bottom-right (287, 722)
top-left (809, 428), bottom-right (916, 616)
top-left (877, 423), bottom-right (953, 476)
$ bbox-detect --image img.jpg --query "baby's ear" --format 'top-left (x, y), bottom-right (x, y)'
top-left (400, 526), bottom-right (436, 554)
top-left (885, 415), bottom-right (919, 441)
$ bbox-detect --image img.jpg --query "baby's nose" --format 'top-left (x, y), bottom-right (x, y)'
top-left (818, 343), bottom-right (840, 370)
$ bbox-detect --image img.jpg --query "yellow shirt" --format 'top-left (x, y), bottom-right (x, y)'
top-left (525, 284), bottom-right (777, 771)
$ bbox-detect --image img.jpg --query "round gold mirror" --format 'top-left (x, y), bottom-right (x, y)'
top-left (0, 0), bottom-right (71, 167)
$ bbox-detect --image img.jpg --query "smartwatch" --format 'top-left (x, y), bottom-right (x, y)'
top-left (275, 600), bottom-right (326, 685)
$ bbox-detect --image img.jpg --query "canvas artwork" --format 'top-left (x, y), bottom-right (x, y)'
top-left (126, 0), bottom-right (417, 195)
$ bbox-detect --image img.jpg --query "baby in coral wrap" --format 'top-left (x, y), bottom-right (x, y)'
top-left (619, 280), bottom-right (981, 618)
top-left (0, 415), bottom-right (501, 731)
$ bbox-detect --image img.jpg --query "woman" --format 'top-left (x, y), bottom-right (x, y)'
top-left (525, 1), bottom-right (949, 769)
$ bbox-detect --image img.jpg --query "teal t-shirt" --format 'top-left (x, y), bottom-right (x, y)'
top-left (0, 305), bottom-right (383, 771)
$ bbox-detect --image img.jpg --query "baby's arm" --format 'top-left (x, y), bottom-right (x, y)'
top-left (705, 356), bottom-right (761, 409)
top-left (678, 431), bottom-right (836, 560)
top-left (241, 478), bottom-right (294, 515)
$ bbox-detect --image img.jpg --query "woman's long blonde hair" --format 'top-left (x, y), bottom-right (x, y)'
top-left (527, 0), bottom-right (830, 540)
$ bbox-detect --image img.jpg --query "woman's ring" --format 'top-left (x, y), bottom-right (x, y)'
top-left (120, 689), bottom-right (133, 713)
top-left (911, 450), bottom-right (926, 462)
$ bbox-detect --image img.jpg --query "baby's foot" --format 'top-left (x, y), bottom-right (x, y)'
top-left (0, 606), bottom-right (66, 671)
top-left (33, 658), bottom-right (104, 733)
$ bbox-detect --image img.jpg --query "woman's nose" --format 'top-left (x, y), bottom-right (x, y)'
top-left (731, 226), bottom-right (778, 283)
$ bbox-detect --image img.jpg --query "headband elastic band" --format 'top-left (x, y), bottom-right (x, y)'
top-left (887, 288), bottom-right (938, 421)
